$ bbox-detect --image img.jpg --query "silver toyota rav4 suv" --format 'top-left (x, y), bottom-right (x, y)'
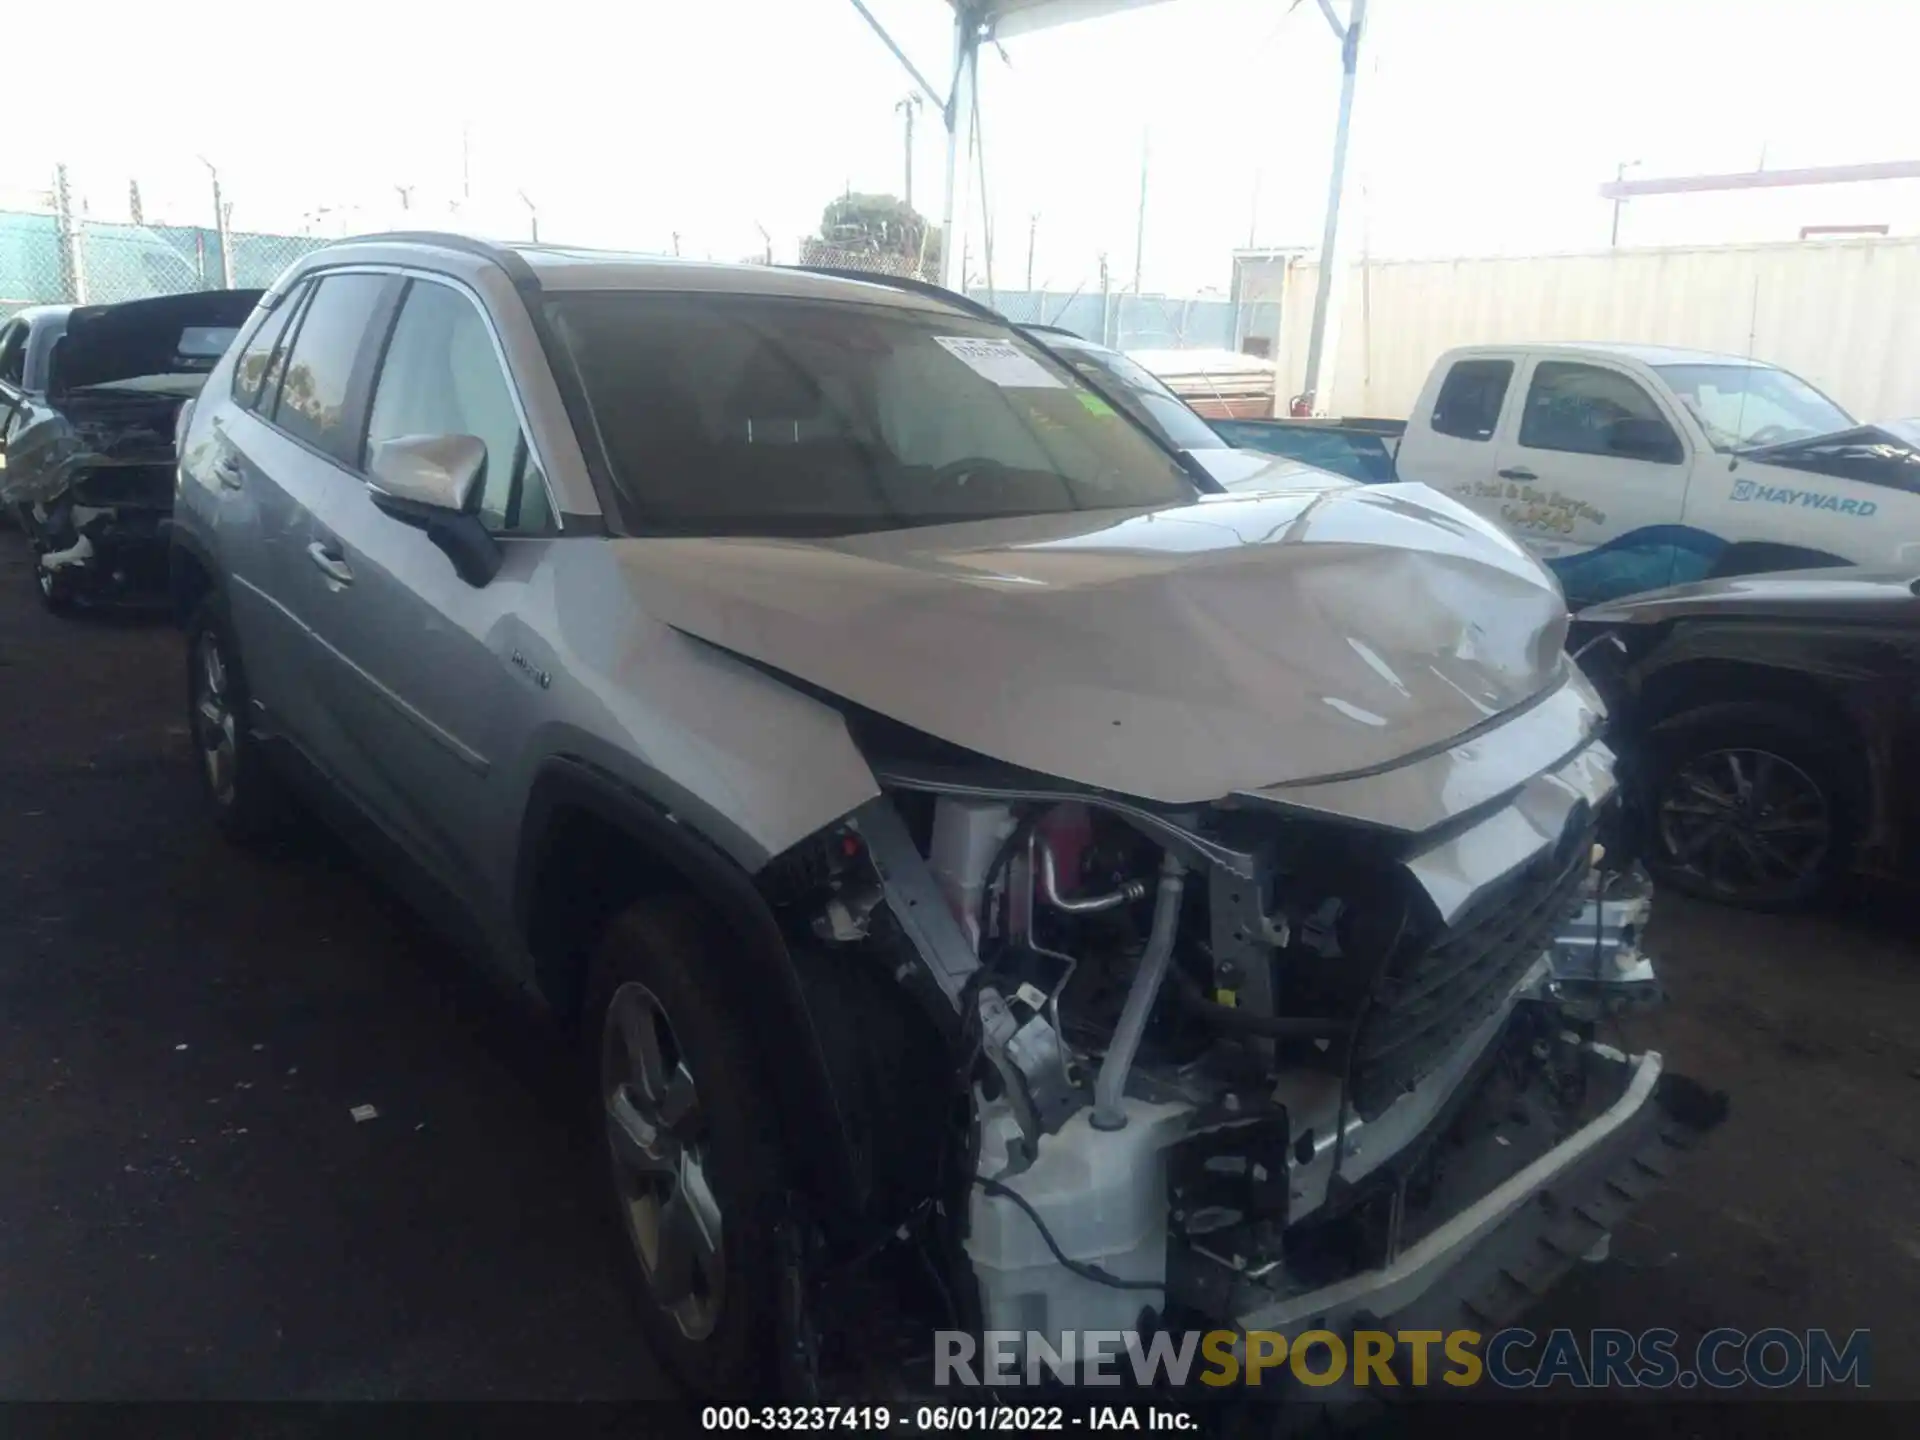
top-left (171, 233), bottom-right (1716, 1399)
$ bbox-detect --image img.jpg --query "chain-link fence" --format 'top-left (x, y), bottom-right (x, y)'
top-left (2, 164), bottom-right (323, 318)
top-left (796, 237), bottom-right (938, 281)
top-left (4, 160), bottom-right (1279, 375)
top-left (969, 285), bottom-right (1279, 355)
top-left (784, 245), bottom-right (1280, 359)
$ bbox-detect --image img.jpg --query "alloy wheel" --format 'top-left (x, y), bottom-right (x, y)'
top-left (1656, 746), bottom-right (1830, 903)
top-left (602, 981), bottom-right (725, 1340)
top-left (192, 631), bottom-right (239, 806)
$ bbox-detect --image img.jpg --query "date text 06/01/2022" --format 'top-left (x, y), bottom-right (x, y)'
top-left (700, 1405), bottom-right (1197, 1431)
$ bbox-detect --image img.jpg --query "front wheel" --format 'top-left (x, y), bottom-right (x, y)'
top-left (1642, 702), bottom-right (1857, 910)
top-left (33, 550), bottom-right (77, 614)
top-left (588, 896), bottom-right (785, 1396)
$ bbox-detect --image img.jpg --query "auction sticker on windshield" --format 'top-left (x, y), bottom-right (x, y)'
top-left (935, 335), bottom-right (1063, 389)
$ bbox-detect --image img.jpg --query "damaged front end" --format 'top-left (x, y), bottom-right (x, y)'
top-left (2, 288), bottom-right (259, 610)
top-left (3, 397), bottom-right (181, 607)
top-left (761, 687), bottom-right (1720, 1394)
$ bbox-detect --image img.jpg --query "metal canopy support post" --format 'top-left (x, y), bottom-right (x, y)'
top-left (851, 3), bottom-right (1180, 295)
top-left (941, 7), bottom-right (983, 292)
top-left (1299, 0), bottom-right (1366, 416)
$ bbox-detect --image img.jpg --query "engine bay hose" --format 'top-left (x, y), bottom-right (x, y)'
top-left (1090, 853), bottom-right (1187, 1130)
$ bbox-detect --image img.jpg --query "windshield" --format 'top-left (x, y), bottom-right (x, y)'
top-left (546, 293), bottom-right (1199, 535)
top-left (1037, 336), bottom-right (1227, 451)
top-left (1656, 363), bottom-right (1853, 452)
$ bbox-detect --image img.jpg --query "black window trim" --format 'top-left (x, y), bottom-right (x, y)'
top-left (1516, 358), bottom-right (1687, 465)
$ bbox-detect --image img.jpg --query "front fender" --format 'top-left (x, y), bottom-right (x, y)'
top-left (514, 757), bottom-right (868, 1246)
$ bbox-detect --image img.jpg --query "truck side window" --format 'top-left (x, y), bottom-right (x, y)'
top-left (1519, 362), bottom-right (1681, 464)
top-left (1430, 358), bottom-right (1511, 440)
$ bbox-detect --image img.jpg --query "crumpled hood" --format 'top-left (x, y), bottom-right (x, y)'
top-left (612, 483), bottom-right (1570, 804)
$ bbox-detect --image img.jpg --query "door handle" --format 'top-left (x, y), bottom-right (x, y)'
top-left (211, 454), bottom-right (244, 489)
top-left (1497, 467), bottom-right (1537, 482)
top-left (306, 541), bottom-right (354, 586)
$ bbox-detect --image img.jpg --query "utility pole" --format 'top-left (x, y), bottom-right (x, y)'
top-left (517, 190), bottom-right (539, 243)
top-left (200, 156), bottom-right (235, 288)
top-left (1610, 159), bottom-right (1640, 247)
top-left (1097, 252), bottom-right (1112, 346)
top-left (128, 179), bottom-right (144, 226)
top-left (1132, 130), bottom-right (1149, 294)
top-left (54, 164), bottom-right (86, 303)
top-left (1299, 0), bottom-right (1368, 416)
top-left (395, 184), bottom-right (414, 211)
top-left (896, 94), bottom-right (922, 210)
top-left (1026, 213), bottom-right (1038, 291)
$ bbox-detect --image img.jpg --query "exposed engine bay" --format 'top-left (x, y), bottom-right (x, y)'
top-left (758, 729), bottom-right (1709, 1388)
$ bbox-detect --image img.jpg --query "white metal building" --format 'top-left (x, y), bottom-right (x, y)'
top-left (1235, 235), bottom-right (1920, 422)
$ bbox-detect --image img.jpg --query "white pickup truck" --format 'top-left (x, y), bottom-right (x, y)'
top-left (1395, 343), bottom-right (1920, 606)
top-left (1222, 343), bottom-right (1920, 607)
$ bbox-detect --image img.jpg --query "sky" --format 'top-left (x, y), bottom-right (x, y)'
top-left (9, 0), bottom-right (1920, 295)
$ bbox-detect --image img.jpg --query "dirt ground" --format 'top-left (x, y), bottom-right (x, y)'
top-left (1, 529), bottom-right (1915, 1402)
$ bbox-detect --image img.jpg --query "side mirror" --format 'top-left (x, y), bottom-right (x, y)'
top-left (1604, 416), bottom-right (1681, 464)
top-left (368, 433), bottom-right (486, 513)
top-left (366, 433), bottom-right (501, 587)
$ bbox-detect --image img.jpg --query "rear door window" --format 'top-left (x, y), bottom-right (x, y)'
top-left (231, 285), bottom-right (306, 411)
top-left (269, 272), bottom-right (392, 463)
top-left (1430, 359), bottom-right (1512, 441)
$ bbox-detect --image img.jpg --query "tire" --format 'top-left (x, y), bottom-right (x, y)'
top-left (184, 594), bottom-right (294, 844)
top-left (587, 896), bottom-right (785, 1397)
top-left (1640, 700), bottom-right (1859, 910)
top-left (34, 556), bottom-right (76, 615)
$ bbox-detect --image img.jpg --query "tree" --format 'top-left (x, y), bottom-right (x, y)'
top-left (812, 192), bottom-right (940, 276)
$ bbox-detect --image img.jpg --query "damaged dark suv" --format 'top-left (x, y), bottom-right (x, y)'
top-left (0, 289), bottom-right (259, 610)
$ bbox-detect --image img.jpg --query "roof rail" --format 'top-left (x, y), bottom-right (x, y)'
top-left (333, 230), bottom-right (540, 290)
top-left (785, 266), bottom-right (1010, 325)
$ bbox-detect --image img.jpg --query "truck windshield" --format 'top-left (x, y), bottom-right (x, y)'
top-left (1655, 363), bottom-right (1854, 453)
top-left (545, 292), bottom-right (1199, 536)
